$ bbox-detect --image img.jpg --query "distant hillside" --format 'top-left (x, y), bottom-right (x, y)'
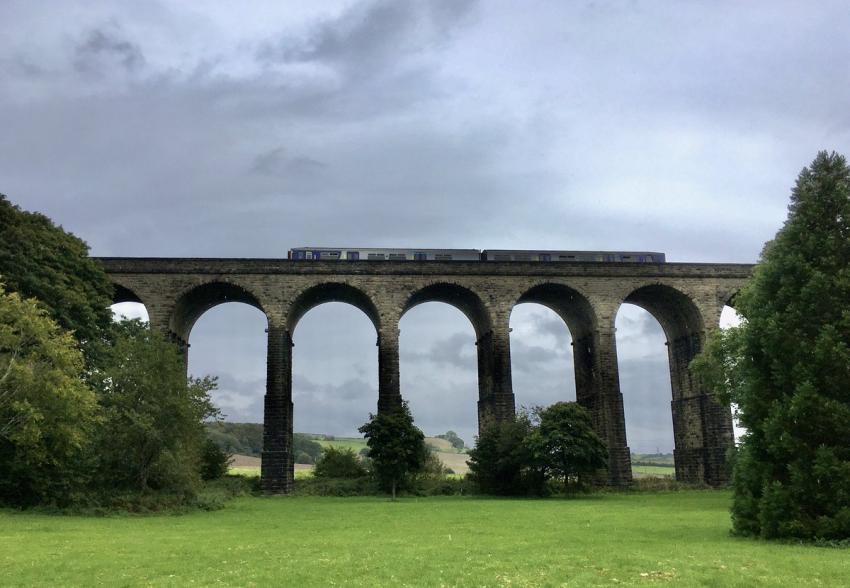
top-left (208, 425), bottom-right (471, 474)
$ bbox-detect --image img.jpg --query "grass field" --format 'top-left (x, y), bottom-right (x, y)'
top-left (631, 464), bottom-right (675, 478)
top-left (1, 491), bottom-right (847, 586)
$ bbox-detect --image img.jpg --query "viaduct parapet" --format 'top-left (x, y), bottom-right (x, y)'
top-left (98, 257), bottom-right (754, 493)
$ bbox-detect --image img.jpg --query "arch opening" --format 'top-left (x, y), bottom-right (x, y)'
top-left (287, 283), bottom-right (380, 335)
top-left (188, 303), bottom-right (269, 437)
top-left (110, 283), bottom-right (149, 323)
top-left (401, 283), bottom-right (491, 338)
top-left (171, 281), bottom-right (265, 341)
top-left (509, 303), bottom-right (576, 410)
top-left (615, 303), bottom-right (675, 479)
top-left (720, 304), bottom-right (746, 445)
top-left (400, 302), bottom-right (478, 468)
top-left (292, 302), bottom-right (378, 449)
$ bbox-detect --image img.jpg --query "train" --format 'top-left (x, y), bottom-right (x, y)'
top-left (288, 247), bottom-right (665, 263)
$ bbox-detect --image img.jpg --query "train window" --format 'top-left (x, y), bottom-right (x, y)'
top-left (321, 251), bottom-right (341, 260)
top-left (435, 254), bottom-right (452, 260)
top-left (494, 255), bottom-right (511, 261)
top-left (622, 255), bottom-right (631, 260)
top-left (645, 255), bottom-right (653, 262)
top-left (539, 254), bottom-right (551, 262)
top-left (292, 251), bottom-right (305, 260)
top-left (605, 255), bottom-right (616, 262)
top-left (347, 251), bottom-right (360, 260)
top-left (368, 253), bottom-right (386, 260)
top-left (595, 255), bottom-right (604, 262)
top-left (413, 252), bottom-right (427, 261)
top-left (389, 254), bottom-right (407, 260)
top-left (514, 255), bottom-right (531, 261)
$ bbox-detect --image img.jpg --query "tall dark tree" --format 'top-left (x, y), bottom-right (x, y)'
top-left (693, 151), bottom-right (850, 540)
top-left (0, 195), bottom-right (113, 357)
top-left (358, 402), bottom-right (428, 499)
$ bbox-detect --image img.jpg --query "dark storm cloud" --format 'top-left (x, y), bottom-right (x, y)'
top-left (73, 26), bottom-right (145, 75)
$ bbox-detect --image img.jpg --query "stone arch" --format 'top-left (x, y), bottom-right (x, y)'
top-left (286, 282), bottom-right (380, 335)
top-left (400, 282), bottom-right (491, 337)
top-left (622, 283), bottom-right (704, 345)
top-left (401, 282), bottom-right (508, 429)
top-left (511, 282), bottom-right (605, 459)
top-left (111, 282), bottom-right (145, 305)
top-left (513, 281), bottom-right (598, 336)
top-left (170, 280), bottom-right (268, 341)
top-left (617, 282), bottom-right (731, 484)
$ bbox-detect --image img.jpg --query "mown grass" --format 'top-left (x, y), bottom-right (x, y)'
top-left (1, 491), bottom-right (847, 586)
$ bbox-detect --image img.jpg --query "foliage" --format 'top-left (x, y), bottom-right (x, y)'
top-left (536, 402), bottom-right (607, 490)
top-left (313, 446), bottom-right (367, 479)
top-left (205, 422), bottom-right (323, 464)
top-left (91, 320), bottom-right (220, 496)
top-left (291, 476), bottom-right (377, 497)
top-left (692, 151), bottom-right (850, 540)
top-left (467, 410), bottom-right (539, 495)
top-left (0, 287), bottom-right (100, 506)
top-left (0, 195), bottom-right (113, 359)
top-left (3, 492), bottom-right (850, 586)
top-left (200, 438), bottom-right (231, 481)
top-left (435, 430), bottom-right (466, 451)
top-left (358, 401), bottom-right (428, 499)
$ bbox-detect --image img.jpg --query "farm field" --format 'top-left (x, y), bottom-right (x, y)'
top-left (1, 491), bottom-right (847, 587)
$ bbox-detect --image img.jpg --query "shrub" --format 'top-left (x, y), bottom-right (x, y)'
top-left (200, 438), bottom-right (231, 481)
top-left (313, 446), bottom-right (367, 479)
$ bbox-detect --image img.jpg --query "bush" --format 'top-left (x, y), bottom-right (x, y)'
top-left (292, 476), bottom-right (377, 497)
top-left (200, 438), bottom-right (231, 481)
top-left (313, 446), bottom-right (367, 479)
top-left (295, 451), bottom-right (315, 465)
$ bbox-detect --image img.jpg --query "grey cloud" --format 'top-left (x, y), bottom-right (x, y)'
top-left (74, 26), bottom-right (145, 75)
top-left (402, 331), bottom-right (476, 370)
top-left (259, 0), bottom-right (477, 70)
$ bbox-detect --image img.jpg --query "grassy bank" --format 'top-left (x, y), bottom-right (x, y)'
top-left (1, 491), bottom-right (847, 586)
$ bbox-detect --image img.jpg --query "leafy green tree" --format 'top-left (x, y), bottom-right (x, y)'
top-left (693, 151), bottom-right (850, 540)
top-left (436, 430), bottom-right (465, 451)
top-left (313, 446), bottom-right (367, 479)
top-left (358, 401), bottom-right (428, 499)
top-left (0, 286), bottom-right (99, 506)
top-left (92, 320), bottom-right (220, 495)
top-left (468, 411), bottom-right (538, 495)
top-left (536, 402), bottom-right (607, 491)
top-left (0, 195), bottom-right (113, 358)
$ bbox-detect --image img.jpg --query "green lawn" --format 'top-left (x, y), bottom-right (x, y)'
top-left (1, 491), bottom-right (847, 586)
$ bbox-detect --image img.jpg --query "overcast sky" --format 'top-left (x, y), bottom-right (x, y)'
top-left (3, 1), bottom-right (848, 452)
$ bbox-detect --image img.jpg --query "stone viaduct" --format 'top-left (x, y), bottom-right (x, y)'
top-left (98, 257), bottom-right (753, 494)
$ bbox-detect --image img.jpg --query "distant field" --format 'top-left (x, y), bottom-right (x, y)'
top-left (631, 464), bottom-right (675, 478)
top-left (2, 491), bottom-right (848, 586)
top-left (318, 436), bottom-right (471, 474)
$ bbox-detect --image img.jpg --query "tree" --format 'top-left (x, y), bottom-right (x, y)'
top-left (0, 286), bottom-right (100, 506)
top-left (436, 430), bottom-right (466, 451)
top-left (693, 151), bottom-right (850, 540)
top-left (536, 402), bottom-right (607, 491)
top-left (313, 446), bottom-right (367, 479)
top-left (0, 195), bottom-right (113, 358)
top-left (92, 320), bottom-right (220, 495)
top-left (467, 410), bottom-right (538, 495)
top-left (358, 402), bottom-right (428, 499)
